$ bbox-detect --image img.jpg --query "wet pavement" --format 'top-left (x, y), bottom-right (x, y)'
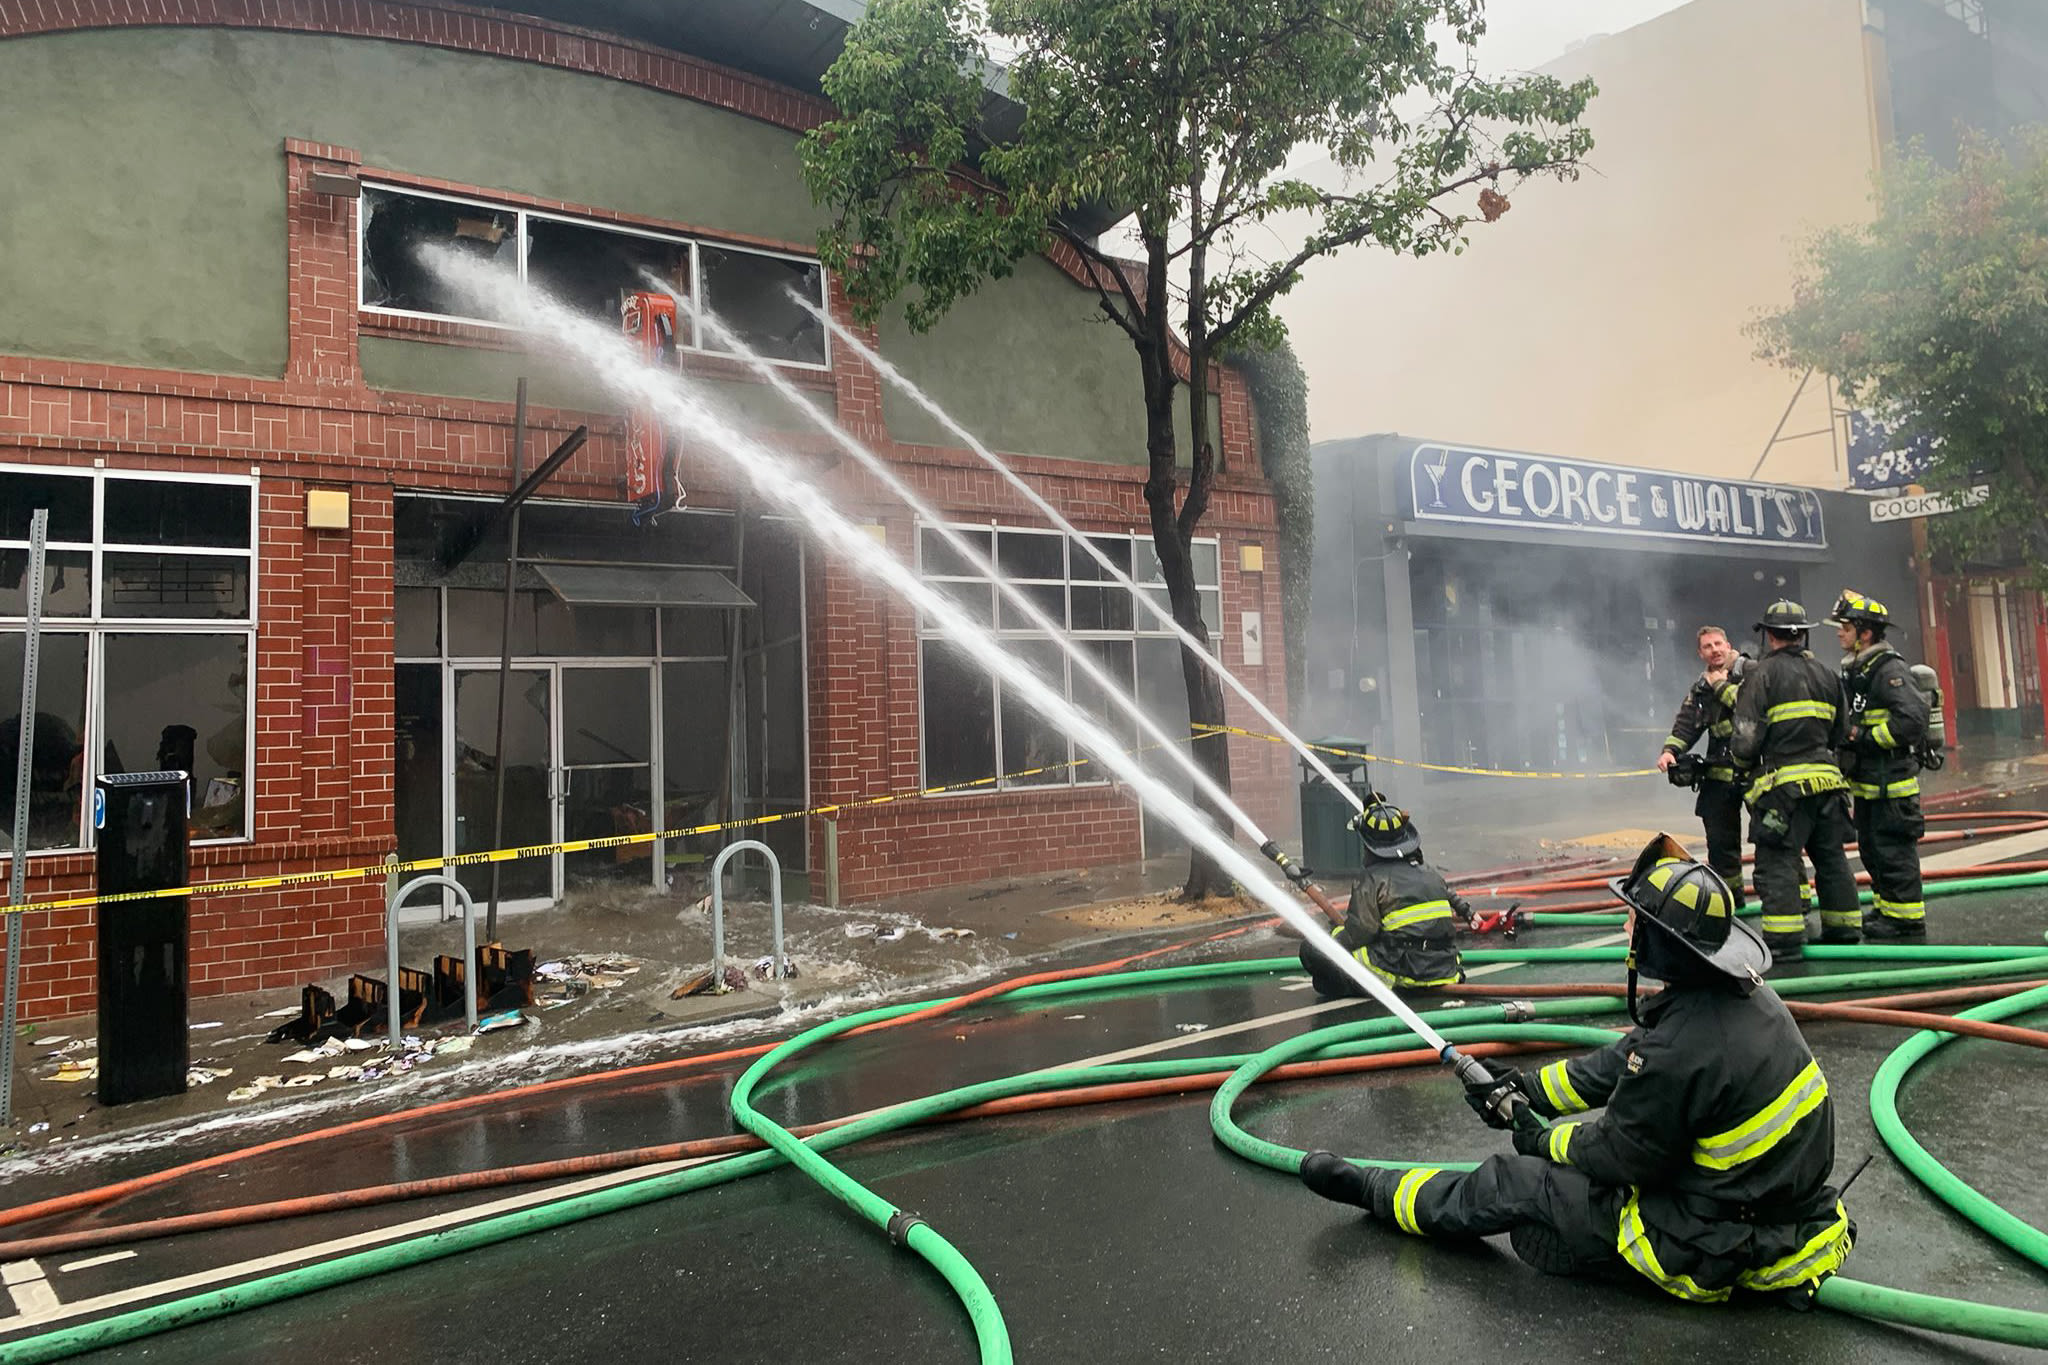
top-left (2, 775), bottom-right (2045, 1361)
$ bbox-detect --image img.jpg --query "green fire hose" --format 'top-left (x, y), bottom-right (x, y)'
top-left (6, 947), bottom-right (2048, 1361)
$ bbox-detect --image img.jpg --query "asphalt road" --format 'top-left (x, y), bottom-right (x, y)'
top-left (2, 849), bottom-right (2045, 1361)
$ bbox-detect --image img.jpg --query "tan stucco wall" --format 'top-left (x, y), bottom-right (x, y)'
top-left (1281, 0), bottom-right (1880, 487)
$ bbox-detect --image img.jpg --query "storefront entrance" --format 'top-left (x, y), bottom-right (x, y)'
top-left (448, 662), bottom-right (656, 909)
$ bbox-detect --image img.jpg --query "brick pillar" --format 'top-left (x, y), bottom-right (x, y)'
top-left (826, 275), bottom-right (888, 446)
top-left (284, 140), bottom-right (364, 388)
top-left (299, 498), bottom-right (354, 835)
top-left (350, 483), bottom-right (397, 846)
top-left (254, 479), bottom-right (305, 842)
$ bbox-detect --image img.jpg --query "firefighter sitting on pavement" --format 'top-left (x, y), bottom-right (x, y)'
top-left (1300, 796), bottom-right (1470, 997)
top-left (1730, 599), bottom-right (1860, 961)
top-left (1830, 591), bottom-right (1931, 940)
top-left (1656, 625), bottom-right (1753, 908)
top-left (1298, 834), bottom-right (1854, 1304)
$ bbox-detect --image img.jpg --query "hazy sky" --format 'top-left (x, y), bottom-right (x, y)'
top-left (1471, 0), bottom-right (1694, 72)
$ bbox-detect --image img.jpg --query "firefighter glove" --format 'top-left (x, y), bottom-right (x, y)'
top-left (1463, 1066), bottom-right (1533, 1131)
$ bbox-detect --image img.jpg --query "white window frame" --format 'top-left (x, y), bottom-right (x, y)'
top-left (356, 182), bottom-right (833, 372)
top-left (0, 464), bottom-right (260, 853)
top-left (913, 520), bottom-right (1221, 795)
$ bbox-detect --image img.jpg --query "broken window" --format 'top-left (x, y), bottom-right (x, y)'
top-left (525, 215), bottom-right (690, 326)
top-left (361, 186), bottom-right (519, 320)
top-left (698, 246), bottom-right (827, 366)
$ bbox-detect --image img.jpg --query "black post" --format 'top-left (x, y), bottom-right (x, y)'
top-left (486, 379), bottom-right (528, 944)
top-left (95, 772), bottom-right (190, 1106)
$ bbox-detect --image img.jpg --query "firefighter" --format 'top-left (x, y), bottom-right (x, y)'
top-left (1830, 592), bottom-right (1931, 940)
top-left (1656, 625), bottom-right (1752, 908)
top-left (1298, 835), bottom-right (1852, 1303)
top-left (1300, 796), bottom-right (1470, 996)
top-left (1730, 600), bottom-right (1859, 961)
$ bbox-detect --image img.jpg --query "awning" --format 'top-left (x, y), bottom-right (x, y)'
top-left (531, 563), bottom-right (755, 610)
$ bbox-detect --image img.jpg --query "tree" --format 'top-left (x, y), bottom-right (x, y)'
top-left (802, 0), bottom-right (1595, 895)
top-left (1757, 130), bottom-right (2048, 583)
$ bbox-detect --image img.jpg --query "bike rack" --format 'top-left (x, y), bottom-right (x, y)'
top-left (709, 840), bottom-right (787, 986)
top-left (386, 874), bottom-right (479, 1042)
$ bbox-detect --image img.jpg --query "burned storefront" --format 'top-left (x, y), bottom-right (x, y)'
top-left (1306, 435), bottom-right (1918, 774)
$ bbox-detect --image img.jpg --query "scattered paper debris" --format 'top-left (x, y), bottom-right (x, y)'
top-left (1063, 1014), bottom-right (1087, 1021)
top-left (259, 1006), bottom-right (302, 1019)
top-left (875, 927), bottom-right (908, 943)
top-left (187, 1066), bottom-right (234, 1086)
top-left (1174, 1023), bottom-right (1210, 1034)
top-left (1003, 932), bottom-right (1019, 940)
top-left (28, 1122), bottom-right (49, 1135)
top-left (476, 1011), bottom-right (527, 1035)
top-left (33, 1035), bottom-right (70, 1047)
top-left (190, 1021), bottom-right (224, 1031)
top-left (437, 1035), bottom-right (475, 1055)
top-left (343, 1038), bottom-right (377, 1052)
top-left (843, 923), bottom-right (879, 939)
top-left (49, 1060), bottom-right (97, 1082)
top-left (281, 1050), bottom-right (324, 1065)
top-left (280, 1074), bottom-right (321, 1088)
top-left (327, 1065), bottom-right (366, 1081)
top-left (930, 927), bottom-right (976, 940)
top-left (228, 1086), bottom-right (263, 1102)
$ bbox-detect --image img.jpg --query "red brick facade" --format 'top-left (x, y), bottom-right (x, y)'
top-left (0, 2), bottom-right (1288, 1018)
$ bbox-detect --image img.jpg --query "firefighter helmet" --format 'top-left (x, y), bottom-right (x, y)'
top-left (1608, 834), bottom-right (1769, 989)
top-left (1349, 795), bottom-right (1422, 860)
top-left (1753, 599), bottom-right (1817, 634)
top-left (1828, 590), bottom-right (1893, 635)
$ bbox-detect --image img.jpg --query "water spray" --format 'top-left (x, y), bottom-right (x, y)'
top-left (790, 291), bottom-right (1369, 825)
top-left (659, 278), bottom-right (1350, 927)
top-left (423, 250), bottom-right (1488, 1087)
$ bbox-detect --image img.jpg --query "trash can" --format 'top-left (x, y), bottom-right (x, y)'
top-left (95, 770), bottom-right (191, 1106)
top-left (1300, 738), bottom-right (1372, 884)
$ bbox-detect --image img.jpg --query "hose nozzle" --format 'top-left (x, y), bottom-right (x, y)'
top-left (1259, 840), bottom-right (1313, 888)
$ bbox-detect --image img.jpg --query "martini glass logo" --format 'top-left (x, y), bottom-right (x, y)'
top-left (1422, 449), bottom-right (1451, 510)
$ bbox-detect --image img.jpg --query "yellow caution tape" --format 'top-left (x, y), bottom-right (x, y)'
top-left (3, 722), bottom-right (1652, 917)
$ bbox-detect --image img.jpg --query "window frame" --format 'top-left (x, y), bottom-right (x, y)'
top-left (913, 520), bottom-right (1221, 796)
top-left (356, 181), bottom-right (833, 372)
top-left (0, 464), bottom-right (260, 853)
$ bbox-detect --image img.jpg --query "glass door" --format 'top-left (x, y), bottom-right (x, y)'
top-left (559, 663), bottom-right (656, 899)
top-left (450, 666), bottom-right (555, 910)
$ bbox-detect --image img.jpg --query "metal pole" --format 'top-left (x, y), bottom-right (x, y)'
top-left (719, 504), bottom-right (749, 852)
top-left (387, 874), bottom-right (478, 1044)
top-left (486, 379), bottom-right (529, 943)
top-left (3, 509), bottom-right (49, 1127)
top-left (1748, 366), bottom-right (1814, 480)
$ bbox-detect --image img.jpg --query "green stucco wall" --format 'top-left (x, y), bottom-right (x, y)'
top-left (880, 255), bottom-right (1212, 466)
top-left (0, 27), bottom-right (825, 377)
top-left (0, 24), bottom-right (1192, 469)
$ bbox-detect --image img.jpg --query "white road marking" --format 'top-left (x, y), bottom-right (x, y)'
top-left (56, 1252), bottom-right (137, 1274)
top-left (0, 1261), bottom-right (59, 1319)
top-left (1920, 830), bottom-right (2048, 875)
top-left (0, 1155), bottom-right (723, 1334)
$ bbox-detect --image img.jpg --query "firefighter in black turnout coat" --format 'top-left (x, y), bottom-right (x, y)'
top-left (1658, 626), bottom-right (1752, 907)
top-left (1298, 835), bottom-right (1855, 1304)
top-left (1730, 600), bottom-right (1859, 961)
top-left (1300, 797), bottom-right (1469, 996)
top-left (1830, 591), bottom-right (1931, 940)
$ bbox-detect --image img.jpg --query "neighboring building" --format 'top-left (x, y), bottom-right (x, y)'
top-left (1305, 435), bottom-right (1918, 771)
top-left (1287, 0), bottom-right (2048, 747)
top-left (0, 3), bottom-right (1291, 1020)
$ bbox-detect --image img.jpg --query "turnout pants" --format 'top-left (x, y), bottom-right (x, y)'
top-left (1696, 779), bottom-right (1747, 908)
top-left (1380, 1154), bottom-right (1628, 1278)
top-left (1856, 795), bottom-right (1926, 928)
top-left (1752, 792), bottom-right (1857, 941)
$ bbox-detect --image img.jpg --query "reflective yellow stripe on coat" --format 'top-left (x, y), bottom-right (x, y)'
top-left (1765, 700), bottom-right (1838, 723)
top-left (1737, 1202), bottom-right (1854, 1292)
top-left (1692, 1060), bottom-right (1829, 1170)
top-left (1380, 900), bottom-right (1453, 933)
top-left (1616, 1192), bottom-right (1731, 1303)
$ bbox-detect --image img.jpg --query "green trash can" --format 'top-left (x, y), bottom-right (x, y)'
top-left (1300, 737), bottom-right (1373, 883)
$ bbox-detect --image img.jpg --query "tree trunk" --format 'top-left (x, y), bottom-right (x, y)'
top-left (1137, 231), bottom-right (1233, 901)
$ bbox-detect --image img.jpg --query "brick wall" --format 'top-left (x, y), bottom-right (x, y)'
top-left (0, 2), bottom-right (1291, 1014)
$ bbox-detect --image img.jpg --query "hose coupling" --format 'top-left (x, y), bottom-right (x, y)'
top-left (1500, 1000), bottom-right (1536, 1023)
top-left (886, 1210), bottom-right (930, 1248)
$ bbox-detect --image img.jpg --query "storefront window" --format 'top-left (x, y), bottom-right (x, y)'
top-left (916, 523), bottom-right (1219, 792)
top-left (0, 466), bottom-right (258, 850)
top-left (0, 633), bottom-right (90, 852)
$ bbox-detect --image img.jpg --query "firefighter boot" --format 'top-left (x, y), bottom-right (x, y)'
top-left (1300, 1152), bottom-right (1392, 1216)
